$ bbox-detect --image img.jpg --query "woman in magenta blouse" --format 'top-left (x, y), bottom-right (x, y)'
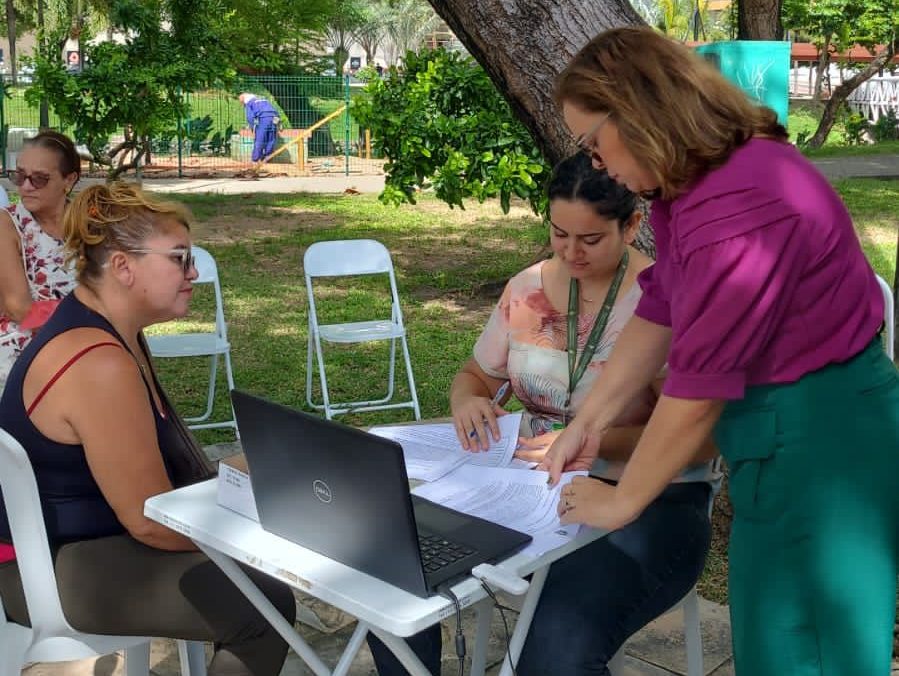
top-left (542, 27), bottom-right (899, 676)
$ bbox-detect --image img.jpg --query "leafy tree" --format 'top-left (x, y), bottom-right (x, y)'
top-left (26, 0), bottom-right (234, 178)
top-left (0, 0), bottom-right (37, 83)
top-left (352, 0), bottom-right (390, 66)
top-left (382, 0), bottom-right (439, 66)
top-left (783, 0), bottom-right (864, 101)
top-left (353, 48), bottom-right (547, 214)
top-left (220, 0), bottom-right (336, 73)
top-left (322, 0), bottom-right (366, 74)
top-left (784, 0), bottom-right (897, 148)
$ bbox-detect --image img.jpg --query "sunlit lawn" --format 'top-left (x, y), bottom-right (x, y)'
top-left (146, 179), bottom-right (898, 604)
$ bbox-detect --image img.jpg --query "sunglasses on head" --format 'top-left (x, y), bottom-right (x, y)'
top-left (127, 248), bottom-right (196, 276)
top-left (7, 169), bottom-right (52, 189)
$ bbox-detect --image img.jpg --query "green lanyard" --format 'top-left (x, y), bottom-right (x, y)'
top-left (564, 249), bottom-right (629, 419)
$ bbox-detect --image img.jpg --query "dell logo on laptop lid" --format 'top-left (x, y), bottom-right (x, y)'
top-left (312, 480), bottom-right (332, 503)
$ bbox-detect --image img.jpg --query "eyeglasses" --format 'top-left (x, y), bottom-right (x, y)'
top-left (575, 113), bottom-right (611, 166)
top-left (127, 248), bottom-right (195, 276)
top-left (7, 169), bottom-right (52, 189)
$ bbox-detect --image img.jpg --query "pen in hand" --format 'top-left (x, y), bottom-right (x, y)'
top-left (469, 381), bottom-right (511, 440)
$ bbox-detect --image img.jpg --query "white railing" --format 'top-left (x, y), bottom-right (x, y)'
top-left (847, 76), bottom-right (899, 123)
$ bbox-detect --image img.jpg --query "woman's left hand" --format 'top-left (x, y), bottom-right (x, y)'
top-left (513, 430), bottom-right (562, 463)
top-left (558, 475), bottom-right (637, 530)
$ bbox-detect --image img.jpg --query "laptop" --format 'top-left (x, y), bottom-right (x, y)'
top-left (230, 390), bottom-right (532, 598)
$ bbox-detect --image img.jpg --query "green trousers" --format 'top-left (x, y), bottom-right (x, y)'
top-left (714, 338), bottom-right (899, 676)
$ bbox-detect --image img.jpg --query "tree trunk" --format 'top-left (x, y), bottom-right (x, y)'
top-left (426, 0), bottom-right (644, 169)
top-left (5, 0), bottom-right (15, 85)
top-left (737, 0), bottom-right (783, 40)
top-left (36, 0), bottom-right (49, 128)
top-left (812, 36), bottom-right (831, 103)
top-left (806, 44), bottom-right (896, 149)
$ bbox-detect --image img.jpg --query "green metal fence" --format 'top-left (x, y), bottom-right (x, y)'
top-left (0, 75), bottom-right (381, 178)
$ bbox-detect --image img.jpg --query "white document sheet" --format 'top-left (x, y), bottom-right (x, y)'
top-left (371, 413), bottom-right (523, 482)
top-left (412, 465), bottom-right (587, 557)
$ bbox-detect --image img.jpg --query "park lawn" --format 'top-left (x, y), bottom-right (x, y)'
top-left (147, 180), bottom-right (898, 604)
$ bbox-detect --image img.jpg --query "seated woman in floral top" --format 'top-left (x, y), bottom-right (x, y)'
top-left (370, 154), bottom-right (718, 676)
top-left (0, 131), bottom-right (81, 393)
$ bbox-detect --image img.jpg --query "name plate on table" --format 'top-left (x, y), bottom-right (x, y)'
top-left (217, 454), bottom-right (260, 522)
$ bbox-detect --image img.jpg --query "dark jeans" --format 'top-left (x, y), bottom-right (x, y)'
top-left (0, 534), bottom-right (296, 676)
top-left (369, 481), bottom-right (710, 676)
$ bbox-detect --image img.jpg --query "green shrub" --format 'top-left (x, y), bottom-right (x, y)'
top-left (872, 110), bottom-right (899, 142)
top-left (353, 48), bottom-right (548, 214)
top-left (842, 111), bottom-right (870, 146)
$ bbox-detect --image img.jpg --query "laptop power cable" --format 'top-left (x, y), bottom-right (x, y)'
top-left (478, 580), bottom-right (520, 676)
top-left (437, 584), bottom-right (466, 676)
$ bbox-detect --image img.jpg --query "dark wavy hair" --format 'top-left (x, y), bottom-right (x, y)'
top-left (547, 153), bottom-right (637, 230)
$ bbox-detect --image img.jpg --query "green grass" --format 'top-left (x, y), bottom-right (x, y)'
top-left (146, 194), bottom-right (546, 447)
top-left (788, 100), bottom-right (899, 158)
top-left (144, 181), bottom-right (897, 605)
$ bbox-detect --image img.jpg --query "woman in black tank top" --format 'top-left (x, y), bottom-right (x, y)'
top-left (0, 182), bottom-right (295, 676)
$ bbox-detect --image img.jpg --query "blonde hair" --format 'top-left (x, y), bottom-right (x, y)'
top-left (555, 27), bottom-right (787, 199)
top-left (64, 181), bottom-right (192, 285)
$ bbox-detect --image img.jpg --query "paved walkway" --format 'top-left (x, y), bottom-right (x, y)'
top-left (3, 151), bottom-right (893, 200)
top-left (810, 152), bottom-right (899, 180)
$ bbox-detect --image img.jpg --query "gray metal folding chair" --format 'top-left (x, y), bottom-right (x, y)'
top-left (304, 239), bottom-right (421, 420)
top-left (147, 245), bottom-right (237, 433)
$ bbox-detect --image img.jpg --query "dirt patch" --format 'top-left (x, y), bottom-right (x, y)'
top-left (191, 209), bottom-right (339, 244)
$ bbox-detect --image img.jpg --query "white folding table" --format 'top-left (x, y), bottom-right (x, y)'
top-left (145, 479), bottom-right (605, 676)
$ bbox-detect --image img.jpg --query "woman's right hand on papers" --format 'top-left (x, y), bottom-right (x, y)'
top-left (452, 396), bottom-right (506, 452)
top-left (539, 418), bottom-right (604, 485)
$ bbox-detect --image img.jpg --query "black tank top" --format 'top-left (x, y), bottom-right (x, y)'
top-left (0, 293), bottom-right (195, 545)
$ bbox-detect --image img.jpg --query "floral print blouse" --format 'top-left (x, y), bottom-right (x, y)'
top-left (0, 203), bottom-right (77, 391)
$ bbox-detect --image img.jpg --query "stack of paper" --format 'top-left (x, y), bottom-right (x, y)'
top-left (370, 413), bottom-right (523, 481)
top-left (413, 465), bottom-right (586, 557)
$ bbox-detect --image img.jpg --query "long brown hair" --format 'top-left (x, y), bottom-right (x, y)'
top-left (556, 27), bottom-right (787, 199)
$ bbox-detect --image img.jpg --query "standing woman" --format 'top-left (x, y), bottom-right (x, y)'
top-left (543, 27), bottom-right (899, 676)
top-left (0, 131), bottom-right (81, 392)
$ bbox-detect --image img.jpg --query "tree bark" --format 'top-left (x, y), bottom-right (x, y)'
top-left (812, 36), bottom-right (831, 103)
top-left (426, 0), bottom-right (644, 169)
top-left (5, 0), bottom-right (16, 85)
top-left (737, 0), bottom-right (783, 40)
top-left (806, 43), bottom-right (897, 149)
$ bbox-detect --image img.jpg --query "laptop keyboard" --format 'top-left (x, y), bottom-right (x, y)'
top-left (418, 533), bottom-right (475, 574)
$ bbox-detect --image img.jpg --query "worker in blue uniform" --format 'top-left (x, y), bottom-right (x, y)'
top-left (239, 93), bottom-right (280, 163)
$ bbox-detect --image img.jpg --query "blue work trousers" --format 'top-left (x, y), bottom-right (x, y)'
top-left (252, 115), bottom-right (278, 162)
top-left (369, 480), bottom-right (711, 675)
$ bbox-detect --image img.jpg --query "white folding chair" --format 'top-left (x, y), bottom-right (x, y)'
top-left (147, 246), bottom-right (237, 433)
top-left (304, 239), bottom-right (421, 420)
top-left (876, 274), bottom-right (894, 360)
top-left (0, 427), bottom-right (207, 676)
top-left (609, 459), bottom-right (724, 676)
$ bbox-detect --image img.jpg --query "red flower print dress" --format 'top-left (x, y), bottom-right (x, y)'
top-left (0, 203), bottom-right (77, 391)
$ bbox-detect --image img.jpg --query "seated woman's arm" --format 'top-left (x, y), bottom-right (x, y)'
top-left (517, 377), bottom-right (718, 464)
top-left (450, 357), bottom-right (509, 451)
top-left (0, 211), bottom-right (33, 322)
top-left (30, 333), bottom-right (195, 551)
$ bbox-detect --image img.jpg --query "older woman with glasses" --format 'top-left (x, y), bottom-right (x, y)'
top-left (0, 130), bottom-right (81, 393)
top-left (544, 27), bottom-right (899, 676)
top-left (0, 182), bottom-right (296, 676)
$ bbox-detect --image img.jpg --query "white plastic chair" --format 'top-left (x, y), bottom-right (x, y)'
top-left (304, 239), bottom-right (421, 420)
top-left (608, 460), bottom-right (724, 676)
top-left (876, 274), bottom-right (894, 360)
top-left (147, 246), bottom-right (237, 433)
top-left (0, 427), bottom-right (207, 676)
